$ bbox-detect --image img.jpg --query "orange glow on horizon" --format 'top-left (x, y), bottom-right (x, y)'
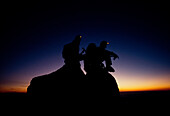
top-left (119, 87), bottom-right (170, 92)
top-left (0, 82), bottom-right (28, 93)
top-left (0, 72), bottom-right (170, 93)
top-left (0, 86), bottom-right (27, 93)
top-left (0, 83), bottom-right (170, 93)
top-left (0, 86), bottom-right (169, 93)
top-left (112, 71), bottom-right (170, 92)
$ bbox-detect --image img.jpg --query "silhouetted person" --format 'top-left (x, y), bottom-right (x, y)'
top-left (83, 42), bottom-right (120, 103)
top-left (83, 43), bottom-right (100, 73)
top-left (62, 35), bottom-right (84, 67)
top-left (62, 35), bottom-right (85, 80)
top-left (98, 41), bottom-right (119, 72)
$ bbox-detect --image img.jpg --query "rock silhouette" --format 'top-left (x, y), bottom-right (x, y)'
top-left (27, 36), bottom-right (120, 105)
top-left (27, 64), bottom-right (85, 99)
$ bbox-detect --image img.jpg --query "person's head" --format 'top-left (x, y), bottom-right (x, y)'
top-left (72, 35), bottom-right (82, 45)
top-left (100, 41), bottom-right (108, 49)
top-left (86, 43), bottom-right (96, 54)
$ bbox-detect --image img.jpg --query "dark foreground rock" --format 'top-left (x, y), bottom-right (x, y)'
top-left (27, 65), bottom-right (120, 107)
top-left (27, 64), bottom-right (85, 100)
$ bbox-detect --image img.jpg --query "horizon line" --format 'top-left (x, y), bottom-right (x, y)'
top-left (0, 89), bottom-right (170, 94)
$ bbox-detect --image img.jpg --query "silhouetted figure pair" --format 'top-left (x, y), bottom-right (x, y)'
top-left (27, 35), bottom-right (120, 105)
top-left (84, 41), bottom-right (119, 73)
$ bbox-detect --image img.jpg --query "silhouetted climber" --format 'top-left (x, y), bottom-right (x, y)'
top-left (98, 41), bottom-right (119, 72)
top-left (83, 43), bottom-right (100, 73)
top-left (83, 42), bottom-right (120, 104)
top-left (62, 35), bottom-right (84, 66)
top-left (62, 35), bottom-right (85, 81)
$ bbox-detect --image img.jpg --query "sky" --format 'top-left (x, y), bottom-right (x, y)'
top-left (1, 1), bottom-right (170, 92)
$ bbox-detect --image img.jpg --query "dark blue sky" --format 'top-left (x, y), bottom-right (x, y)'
top-left (1, 1), bottom-right (170, 92)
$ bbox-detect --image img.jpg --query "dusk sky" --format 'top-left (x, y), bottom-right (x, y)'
top-left (1, 1), bottom-right (170, 92)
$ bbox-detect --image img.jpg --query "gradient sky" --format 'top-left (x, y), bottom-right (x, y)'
top-left (1, 1), bottom-right (170, 92)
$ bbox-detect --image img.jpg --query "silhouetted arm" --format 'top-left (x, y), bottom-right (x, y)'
top-left (106, 50), bottom-right (119, 60)
top-left (80, 48), bottom-right (86, 55)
